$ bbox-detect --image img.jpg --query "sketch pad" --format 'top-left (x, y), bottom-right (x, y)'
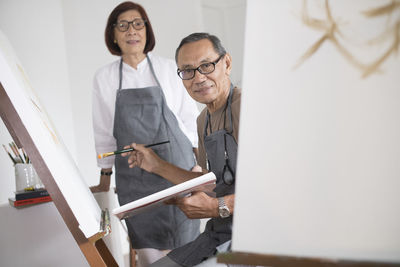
top-left (112, 172), bottom-right (216, 220)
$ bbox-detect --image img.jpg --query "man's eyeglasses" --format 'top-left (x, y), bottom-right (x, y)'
top-left (177, 54), bottom-right (225, 80)
top-left (114, 18), bottom-right (146, 32)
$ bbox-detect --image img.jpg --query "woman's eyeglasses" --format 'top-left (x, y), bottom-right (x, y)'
top-left (114, 18), bottom-right (146, 32)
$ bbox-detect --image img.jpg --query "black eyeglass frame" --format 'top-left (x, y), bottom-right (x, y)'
top-left (113, 18), bottom-right (147, 32)
top-left (177, 54), bottom-right (225, 80)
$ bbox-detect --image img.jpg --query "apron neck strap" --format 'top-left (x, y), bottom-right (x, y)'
top-left (225, 83), bottom-right (234, 134)
top-left (118, 58), bottom-right (123, 90)
top-left (204, 83), bottom-right (235, 137)
top-left (118, 54), bottom-right (161, 90)
top-left (146, 54), bottom-right (162, 88)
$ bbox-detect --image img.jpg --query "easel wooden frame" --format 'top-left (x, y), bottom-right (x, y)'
top-left (0, 82), bottom-right (118, 267)
top-left (218, 252), bottom-right (400, 267)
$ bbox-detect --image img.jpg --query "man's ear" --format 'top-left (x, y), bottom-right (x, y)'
top-left (224, 53), bottom-right (232, 76)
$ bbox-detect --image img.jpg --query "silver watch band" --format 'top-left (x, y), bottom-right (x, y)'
top-left (218, 197), bottom-right (226, 207)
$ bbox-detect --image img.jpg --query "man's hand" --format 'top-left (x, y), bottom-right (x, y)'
top-left (167, 191), bottom-right (219, 219)
top-left (191, 165), bottom-right (202, 172)
top-left (121, 143), bottom-right (161, 173)
top-left (121, 143), bottom-right (203, 184)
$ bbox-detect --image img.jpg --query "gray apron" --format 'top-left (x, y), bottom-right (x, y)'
top-left (168, 85), bottom-right (237, 266)
top-left (113, 56), bottom-right (200, 249)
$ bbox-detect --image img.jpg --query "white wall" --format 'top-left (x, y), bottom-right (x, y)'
top-left (202, 0), bottom-right (246, 86)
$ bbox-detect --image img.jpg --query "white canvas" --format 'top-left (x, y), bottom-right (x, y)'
top-left (233, 0), bottom-right (400, 262)
top-left (0, 31), bottom-right (102, 238)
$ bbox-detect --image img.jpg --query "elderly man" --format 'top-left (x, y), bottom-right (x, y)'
top-left (124, 32), bottom-right (241, 267)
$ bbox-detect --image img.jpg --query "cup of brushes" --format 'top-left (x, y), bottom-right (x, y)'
top-left (3, 142), bottom-right (44, 192)
top-left (15, 163), bottom-right (42, 192)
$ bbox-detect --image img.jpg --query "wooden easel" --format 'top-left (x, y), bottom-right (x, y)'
top-left (0, 83), bottom-right (118, 267)
top-left (217, 252), bottom-right (400, 267)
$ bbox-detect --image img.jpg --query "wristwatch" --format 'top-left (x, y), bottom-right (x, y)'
top-left (100, 170), bottom-right (113, 176)
top-left (218, 197), bottom-right (231, 218)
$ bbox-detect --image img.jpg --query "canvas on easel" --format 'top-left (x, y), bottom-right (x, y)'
top-left (218, 0), bottom-right (400, 266)
top-left (0, 31), bottom-right (117, 266)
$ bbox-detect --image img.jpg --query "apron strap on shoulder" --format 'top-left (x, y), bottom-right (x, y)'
top-left (226, 84), bottom-right (234, 134)
top-left (118, 58), bottom-right (123, 90)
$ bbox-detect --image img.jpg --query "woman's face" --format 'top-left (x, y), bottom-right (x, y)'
top-left (114, 9), bottom-right (147, 56)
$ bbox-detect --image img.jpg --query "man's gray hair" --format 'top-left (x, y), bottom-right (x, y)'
top-left (175, 32), bottom-right (227, 63)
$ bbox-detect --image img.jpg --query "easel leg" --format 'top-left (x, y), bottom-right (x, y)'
top-left (130, 245), bottom-right (136, 267)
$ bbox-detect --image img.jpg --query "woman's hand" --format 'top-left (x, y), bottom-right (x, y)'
top-left (90, 168), bottom-right (112, 193)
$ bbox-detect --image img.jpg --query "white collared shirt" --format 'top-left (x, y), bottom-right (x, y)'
top-left (93, 52), bottom-right (199, 168)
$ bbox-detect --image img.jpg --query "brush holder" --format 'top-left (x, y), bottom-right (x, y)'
top-left (15, 163), bottom-right (43, 192)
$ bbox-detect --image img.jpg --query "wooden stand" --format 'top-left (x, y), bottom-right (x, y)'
top-left (218, 252), bottom-right (400, 267)
top-left (0, 83), bottom-right (117, 267)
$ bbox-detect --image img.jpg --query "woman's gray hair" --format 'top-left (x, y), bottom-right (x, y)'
top-left (175, 32), bottom-right (226, 63)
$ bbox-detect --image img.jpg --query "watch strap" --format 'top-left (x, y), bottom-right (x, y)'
top-left (218, 197), bottom-right (226, 208)
top-left (101, 170), bottom-right (113, 176)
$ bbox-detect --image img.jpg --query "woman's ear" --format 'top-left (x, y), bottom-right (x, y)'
top-left (224, 53), bottom-right (233, 76)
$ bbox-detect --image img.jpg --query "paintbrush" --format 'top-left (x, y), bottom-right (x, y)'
top-left (98, 140), bottom-right (170, 159)
top-left (21, 147), bottom-right (29, 163)
top-left (9, 143), bottom-right (24, 163)
top-left (3, 144), bottom-right (17, 164)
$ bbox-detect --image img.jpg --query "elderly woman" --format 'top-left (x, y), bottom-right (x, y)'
top-left (92, 2), bottom-right (200, 266)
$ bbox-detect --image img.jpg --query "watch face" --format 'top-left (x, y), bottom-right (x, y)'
top-left (219, 207), bottom-right (230, 218)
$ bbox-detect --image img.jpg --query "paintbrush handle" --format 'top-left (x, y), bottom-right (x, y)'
top-left (11, 142), bottom-right (25, 163)
top-left (7, 152), bottom-right (17, 164)
top-left (113, 148), bottom-right (134, 155)
top-left (145, 140), bottom-right (170, 148)
top-left (98, 140), bottom-right (170, 159)
top-left (3, 144), bottom-right (17, 164)
top-left (113, 141), bottom-right (170, 155)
